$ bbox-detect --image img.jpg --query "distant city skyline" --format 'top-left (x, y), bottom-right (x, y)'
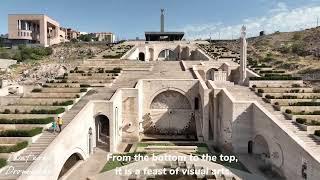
top-left (1, 0), bottom-right (320, 40)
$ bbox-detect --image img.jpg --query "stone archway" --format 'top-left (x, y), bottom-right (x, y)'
top-left (95, 114), bottom-right (110, 151)
top-left (158, 49), bottom-right (176, 61)
top-left (143, 90), bottom-right (196, 138)
top-left (206, 68), bottom-right (219, 80)
top-left (58, 153), bottom-right (83, 178)
top-left (253, 135), bottom-right (270, 158)
top-left (139, 52), bottom-right (145, 61)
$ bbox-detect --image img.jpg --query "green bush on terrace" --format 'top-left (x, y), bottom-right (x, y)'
top-left (315, 130), bottom-right (320, 137)
top-left (0, 141), bottom-right (28, 153)
top-left (0, 127), bottom-right (43, 137)
top-left (296, 118), bottom-right (320, 126)
top-left (52, 100), bottom-right (74, 106)
top-left (30, 108), bottom-right (65, 114)
top-left (249, 76), bottom-right (302, 81)
top-left (289, 102), bottom-right (320, 106)
top-left (0, 117), bottom-right (54, 124)
top-left (259, 70), bottom-right (285, 74)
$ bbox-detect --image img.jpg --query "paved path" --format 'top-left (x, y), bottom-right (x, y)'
top-left (66, 148), bottom-right (108, 180)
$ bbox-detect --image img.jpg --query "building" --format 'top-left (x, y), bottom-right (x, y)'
top-left (94, 32), bottom-right (115, 43)
top-left (66, 28), bottom-right (80, 40)
top-left (145, 9), bottom-right (184, 41)
top-left (7, 14), bottom-right (77, 47)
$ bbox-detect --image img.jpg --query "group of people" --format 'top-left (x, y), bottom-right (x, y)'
top-left (50, 117), bottom-right (63, 134)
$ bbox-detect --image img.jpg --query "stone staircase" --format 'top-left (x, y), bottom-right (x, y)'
top-left (223, 84), bottom-right (320, 158)
top-left (0, 97), bottom-right (89, 179)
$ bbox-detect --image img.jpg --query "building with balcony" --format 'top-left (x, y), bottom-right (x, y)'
top-left (66, 28), bottom-right (80, 40)
top-left (8, 14), bottom-right (70, 47)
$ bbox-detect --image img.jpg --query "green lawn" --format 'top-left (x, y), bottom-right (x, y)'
top-left (0, 158), bottom-right (7, 169)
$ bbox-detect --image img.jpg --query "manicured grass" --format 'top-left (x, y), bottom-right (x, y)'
top-left (100, 152), bottom-right (148, 172)
top-left (0, 127), bottom-right (43, 137)
top-left (0, 117), bottom-right (54, 124)
top-left (0, 158), bottom-right (7, 168)
top-left (0, 141), bottom-right (28, 153)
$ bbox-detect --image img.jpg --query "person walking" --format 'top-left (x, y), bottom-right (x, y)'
top-left (57, 117), bottom-right (63, 132)
top-left (51, 119), bottom-right (57, 134)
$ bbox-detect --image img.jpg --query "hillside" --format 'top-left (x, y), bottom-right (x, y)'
top-left (211, 26), bottom-right (320, 74)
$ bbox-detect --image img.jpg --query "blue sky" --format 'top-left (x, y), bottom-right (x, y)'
top-left (1, 0), bottom-right (320, 39)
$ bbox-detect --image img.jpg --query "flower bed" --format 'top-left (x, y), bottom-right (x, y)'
top-left (0, 117), bottom-right (54, 124)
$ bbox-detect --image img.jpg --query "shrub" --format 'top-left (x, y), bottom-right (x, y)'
top-left (252, 85), bottom-right (257, 88)
top-left (30, 108), bottom-right (65, 114)
top-left (292, 84), bottom-right (301, 88)
top-left (70, 70), bottom-right (74, 73)
top-left (290, 102), bottom-right (320, 106)
top-left (315, 130), bottom-right (320, 137)
top-left (274, 102), bottom-right (279, 105)
top-left (0, 117), bottom-right (54, 124)
top-left (258, 89), bottom-right (264, 93)
top-left (52, 100), bottom-right (74, 106)
top-left (14, 109), bottom-right (20, 114)
top-left (75, 94), bottom-right (80, 98)
top-left (0, 141), bottom-right (28, 153)
top-left (296, 118), bottom-right (307, 125)
top-left (280, 95), bottom-right (298, 99)
top-left (42, 84), bottom-right (49, 88)
top-left (289, 89), bottom-right (300, 93)
top-left (250, 76), bottom-right (302, 81)
top-left (313, 89), bottom-right (320, 93)
top-left (3, 109), bottom-right (10, 114)
top-left (265, 94), bottom-right (275, 99)
top-left (31, 88), bottom-right (42, 92)
top-left (285, 109), bottom-right (292, 114)
top-left (80, 88), bottom-right (87, 92)
top-left (310, 120), bottom-right (320, 126)
top-left (80, 84), bottom-right (90, 88)
top-left (0, 127), bottom-right (43, 137)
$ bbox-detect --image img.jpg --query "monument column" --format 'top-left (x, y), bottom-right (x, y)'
top-left (239, 26), bottom-right (247, 85)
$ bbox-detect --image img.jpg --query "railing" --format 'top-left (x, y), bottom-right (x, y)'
top-left (17, 30), bottom-right (33, 39)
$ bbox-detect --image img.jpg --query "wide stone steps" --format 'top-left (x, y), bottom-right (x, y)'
top-left (227, 84), bottom-right (320, 152)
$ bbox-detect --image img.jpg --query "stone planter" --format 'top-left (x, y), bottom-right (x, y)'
top-left (294, 122), bottom-right (320, 134)
top-left (283, 112), bottom-right (293, 120)
top-left (313, 134), bottom-right (320, 141)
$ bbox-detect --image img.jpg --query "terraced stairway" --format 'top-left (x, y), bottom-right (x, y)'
top-left (220, 84), bottom-right (320, 158)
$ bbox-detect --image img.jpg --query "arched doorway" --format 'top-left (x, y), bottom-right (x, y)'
top-left (58, 153), bottom-right (83, 178)
top-left (253, 135), bottom-right (270, 158)
top-left (143, 90), bottom-right (196, 138)
top-left (158, 49), bottom-right (176, 61)
top-left (95, 115), bottom-right (110, 151)
top-left (139, 52), bottom-right (145, 61)
top-left (206, 68), bottom-right (219, 80)
top-left (248, 140), bottom-right (253, 154)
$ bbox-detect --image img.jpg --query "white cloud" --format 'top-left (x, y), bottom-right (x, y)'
top-left (178, 3), bottom-right (320, 40)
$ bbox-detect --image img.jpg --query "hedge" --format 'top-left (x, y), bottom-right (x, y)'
top-left (265, 95), bottom-right (275, 99)
top-left (258, 89), bottom-right (264, 93)
top-left (0, 159), bottom-right (6, 168)
top-left (0, 141), bottom-right (28, 153)
top-left (31, 88), bottom-right (42, 92)
top-left (52, 100), bottom-right (74, 106)
top-left (260, 70), bottom-right (285, 74)
top-left (0, 117), bottom-right (54, 124)
top-left (315, 130), bottom-right (320, 137)
top-left (30, 108), bottom-right (65, 114)
top-left (296, 118), bottom-right (307, 125)
top-left (250, 76), bottom-right (302, 81)
top-left (285, 109), bottom-right (292, 114)
top-left (0, 127), bottom-right (43, 137)
top-left (80, 84), bottom-right (91, 88)
top-left (80, 88), bottom-right (87, 93)
top-left (289, 102), bottom-right (320, 106)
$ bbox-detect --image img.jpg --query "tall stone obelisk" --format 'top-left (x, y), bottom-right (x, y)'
top-left (239, 25), bottom-right (247, 85)
top-left (160, 9), bottom-right (165, 32)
